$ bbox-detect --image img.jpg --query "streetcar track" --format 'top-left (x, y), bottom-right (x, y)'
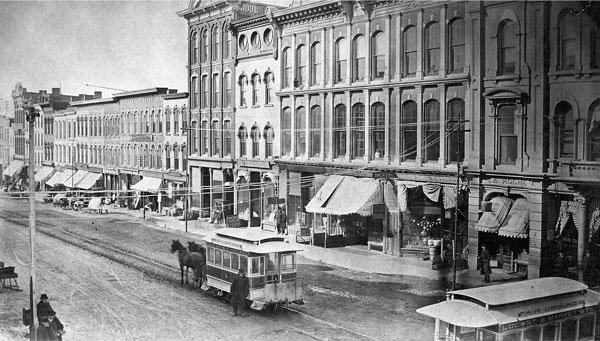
top-left (1, 205), bottom-right (379, 340)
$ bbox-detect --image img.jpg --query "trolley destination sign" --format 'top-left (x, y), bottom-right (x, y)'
top-left (501, 306), bottom-right (594, 332)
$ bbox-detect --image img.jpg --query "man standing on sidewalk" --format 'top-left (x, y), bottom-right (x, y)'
top-left (480, 246), bottom-right (492, 283)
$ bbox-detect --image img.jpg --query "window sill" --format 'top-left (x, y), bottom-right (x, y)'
top-left (251, 105), bottom-right (260, 108)
top-left (239, 106), bottom-right (247, 109)
top-left (264, 104), bottom-right (273, 107)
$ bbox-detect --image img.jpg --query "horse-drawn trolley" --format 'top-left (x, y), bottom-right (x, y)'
top-left (203, 228), bottom-right (304, 310)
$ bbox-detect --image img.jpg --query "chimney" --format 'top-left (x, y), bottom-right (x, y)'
top-left (94, 91), bottom-right (102, 99)
top-left (169, 89), bottom-right (177, 94)
top-left (52, 88), bottom-right (60, 96)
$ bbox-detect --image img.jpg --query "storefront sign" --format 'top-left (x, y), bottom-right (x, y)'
top-left (212, 237), bottom-right (243, 249)
top-left (482, 178), bottom-right (535, 187)
top-left (373, 171), bottom-right (398, 179)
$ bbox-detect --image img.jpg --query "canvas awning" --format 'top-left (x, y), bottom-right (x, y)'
top-left (45, 171), bottom-right (64, 187)
top-left (305, 175), bottom-right (344, 214)
top-left (498, 198), bottom-right (530, 238)
top-left (2, 160), bottom-right (24, 178)
top-left (305, 176), bottom-right (382, 216)
top-left (476, 196), bottom-right (514, 233)
top-left (34, 166), bottom-right (55, 182)
top-left (131, 176), bottom-right (163, 192)
top-left (77, 172), bottom-right (103, 190)
top-left (52, 169), bottom-right (76, 186)
top-left (65, 170), bottom-right (89, 188)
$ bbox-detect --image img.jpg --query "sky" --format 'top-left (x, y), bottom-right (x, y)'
top-left (0, 0), bottom-right (190, 116)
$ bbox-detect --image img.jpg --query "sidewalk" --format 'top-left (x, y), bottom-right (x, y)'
top-left (40, 196), bottom-right (526, 289)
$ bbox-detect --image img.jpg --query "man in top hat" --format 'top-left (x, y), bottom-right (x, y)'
top-left (230, 267), bottom-right (250, 316)
top-left (37, 294), bottom-right (55, 323)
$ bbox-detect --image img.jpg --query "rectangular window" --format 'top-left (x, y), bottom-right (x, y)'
top-left (281, 254), bottom-right (296, 273)
top-left (202, 76), bottom-right (208, 108)
top-left (223, 121), bottom-right (232, 157)
top-left (223, 251), bottom-right (231, 269)
top-left (224, 72), bottom-right (231, 107)
top-left (214, 249), bottom-right (222, 266)
top-left (212, 75), bottom-right (220, 108)
top-left (231, 254), bottom-right (239, 270)
top-left (239, 256), bottom-right (248, 274)
top-left (250, 256), bottom-right (265, 276)
top-left (212, 121), bottom-right (220, 156)
top-left (353, 57), bottom-right (365, 81)
top-left (207, 247), bottom-right (214, 263)
top-left (498, 105), bottom-right (517, 165)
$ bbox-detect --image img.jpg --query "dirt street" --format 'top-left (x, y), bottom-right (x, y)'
top-left (0, 195), bottom-right (442, 340)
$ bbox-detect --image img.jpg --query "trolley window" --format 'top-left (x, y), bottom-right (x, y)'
top-left (250, 257), bottom-right (265, 276)
top-left (477, 328), bottom-right (497, 341)
top-left (281, 253), bottom-right (296, 273)
top-left (523, 326), bottom-right (541, 341)
top-left (561, 319), bottom-right (577, 340)
top-left (215, 249), bottom-right (222, 266)
top-left (231, 254), bottom-right (239, 270)
top-left (207, 247), bottom-right (215, 263)
top-left (223, 251), bottom-right (231, 269)
top-left (503, 330), bottom-right (521, 341)
top-left (240, 256), bottom-right (248, 274)
top-left (579, 314), bottom-right (595, 339)
top-left (542, 323), bottom-right (558, 341)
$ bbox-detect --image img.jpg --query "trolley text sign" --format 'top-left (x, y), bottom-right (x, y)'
top-left (501, 306), bottom-right (594, 332)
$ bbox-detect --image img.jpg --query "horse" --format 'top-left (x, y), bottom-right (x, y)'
top-left (170, 239), bottom-right (206, 287)
top-left (187, 241), bottom-right (203, 252)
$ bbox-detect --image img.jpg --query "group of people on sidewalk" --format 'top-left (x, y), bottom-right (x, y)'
top-left (273, 206), bottom-right (287, 235)
top-left (36, 293), bottom-right (65, 341)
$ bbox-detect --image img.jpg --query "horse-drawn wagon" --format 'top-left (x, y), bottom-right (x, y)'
top-left (202, 228), bottom-right (304, 310)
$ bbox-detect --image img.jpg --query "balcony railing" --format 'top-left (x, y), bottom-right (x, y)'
top-left (549, 159), bottom-right (600, 180)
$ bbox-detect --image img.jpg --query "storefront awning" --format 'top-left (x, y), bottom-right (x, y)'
top-left (306, 176), bottom-right (382, 216)
top-left (2, 160), bottom-right (24, 178)
top-left (384, 181), bottom-right (399, 213)
top-left (476, 196), bottom-right (514, 233)
top-left (305, 175), bottom-right (344, 214)
top-left (52, 169), bottom-right (76, 186)
top-left (131, 176), bottom-right (163, 192)
top-left (498, 198), bottom-right (530, 238)
top-left (34, 166), bottom-right (55, 182)
top-left (77, 172), bottom-right (103, 190)
top-left (65, 170), bottom-right (89, 188)
top-left (45, 171), bottom-right (64, 188)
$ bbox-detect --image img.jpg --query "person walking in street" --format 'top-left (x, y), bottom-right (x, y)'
top-left (279, 206), bottom-right (287, 235)
top-left (480, 246), bottom-right (492, 283)
top-left (274, 206), bottom-right (282, 234)
top-left (37, 294), bottom-right (55, 324)
top-left (230, 267), bottom-right (250, 316)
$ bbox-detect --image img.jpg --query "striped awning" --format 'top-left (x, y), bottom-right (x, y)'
top-left (65, 170), bottom-right (89, 188)
top-left (305, 176), bottom-right (382, 216)
top-left (476, 196), bottom-right (514, 233)
top-left (131, 176), bottom-right (163, 192)
top-left (77, 172), bottom-right (102, 190)
top-left (498, 198), bottom-right (530, 238)
top-left (2, 161), bottom-right (24, 178)
top-left (53, 169), bottom-right (76, 186)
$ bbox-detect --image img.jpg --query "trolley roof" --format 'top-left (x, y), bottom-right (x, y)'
top-left (417, 278), bottom-right (600, 328)
top-left (450, 277), bottom-right (588, 306)
top-left (203, 228), bottom-right (304, 254)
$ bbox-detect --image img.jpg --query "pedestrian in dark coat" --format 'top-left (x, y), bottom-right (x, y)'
top-left (48, 314), bottom-right (65, 341)
top-left (37, 294), bottom-right (55, 323)
top-left (279, 207), bottom-right (287, 235)
top-left (274, 207), bottom-right (282, 234)
top-left (583, 250), bottom-right (596, 284)
top-left (36, 320), bottom-right (55, 341)
top-left (230, 267), bottom-right (250, 316)
top-left (555, 251), bottom-right (568, 277)
top-left (480, 246), bottom-right (492, 283)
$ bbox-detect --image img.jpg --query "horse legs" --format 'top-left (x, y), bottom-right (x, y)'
top-left (180, 266), bottom-right (185, 285)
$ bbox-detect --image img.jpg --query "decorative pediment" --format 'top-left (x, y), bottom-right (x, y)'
top-left (482, 87), bottom-right (527, 101)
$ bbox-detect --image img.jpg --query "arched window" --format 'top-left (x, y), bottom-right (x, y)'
top-left (165, 109), bottom-right (171, 135)
top-left (425, 22), bottom-right (440, 75)
top-left (202, 75), bottom-right (208, 108)
top-left (310, 42), bottom-right (322, 85)
top-left (372, 32), bottom-right (386, 79)
top-left (334, 104), bottom-right (347, 158)
top-left (158, 109), bottom-right (163, 133)
top-left (404, 26), bottom-right (417, 76)
top-left (264, 72), bottom-right (273, 105)
top-left (295, 106), bottom-right (306, 156)
top-left (191, 121), bottom-right (198, 155)
top-left (499, 20), bottom-right (518, 75)
top-left (223, 120), bottom-right (232, 157)
top-left (200, 121), bottom-right (209, 155)
top-left (283, 47), bottom-right (292, 88)
top-left (554, 102), bottom-right (575, 159)
top-left (401, 101), bottom-right (417, 160)
top-left (212, 120), bottom-right (220, 156)
top-left (174, 108), bottom-right (180, 135)
top-left (251, 125), bottom-right (260, 158)
top-left (238, 125), bottom-right (247, 157)
top-left (424, 100), bottom-right (440, 162)
top-left (201, 29), bottom-right (208, 63)
top-left (212, 26), bottom-right (220, 61)
top-left (165, 144), bottom-right (171, 169)
top-left (252, 74), bottom-right (260, 106)
top-left (224, 72), bottom-right (232, 107)
top-left (587, 100), bottom-right (600, 161)
top-left (223, 27), bottom-right (231, 59)
top-left (240, 76), bottom-right (247, 107)
top-left (182, 145), bottom-right (188, 171)
top-left (310, 106), bottom-right (321, 157)
top-left (370, 103), bottom-right (385, 159)
top-left (352, 35), bottom-right (367, 81)
top-left (191, 76), bottom-right (198, 108)
top-left (151, 110), bottom-right (156, 133)
top-left (449, 18), bottom-right (465, 73)
top-left (447, 99), bottom-right (465, 163)
top-left (182, 107), bottom-right (188, 132)
top-left (156, 145), bottom-right (162, 169)
top-left (174, 144), bottom-right (180, 170)
top-left (150, 145), bottom-right (155, 168)
top-left (264, 124), bottom-right (274, 158)
top-left (144, 145), bottom-right (150, 168)
top-left (335, 38), bottom-right (348, 83)
top-left (592, 22), bottom-right (600, 69)
top-left (296, 44), bottom-right (307, 87)
top-left (145, 111), bottom-right (150, 133)
top-left (212, 73), bottom-right (220, 108)
top-left (498, 104), bottom-right (518, 164)
top-left (191, 32), bottom-right (198, 64)
top-left (282, 107), bottom-right (292, 155)
top-left (351, 103), bottom-right (365, 159)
